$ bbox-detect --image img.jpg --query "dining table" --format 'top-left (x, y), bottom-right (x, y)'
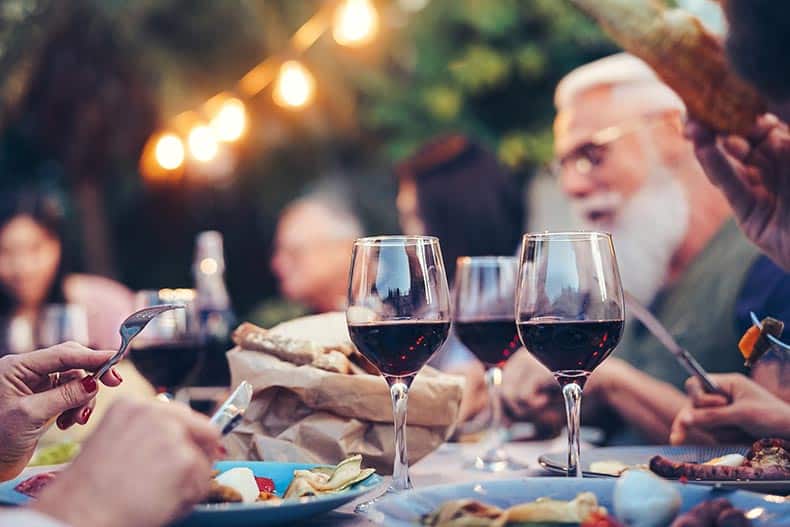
top-left (304, 435), bottom-right (570, 526)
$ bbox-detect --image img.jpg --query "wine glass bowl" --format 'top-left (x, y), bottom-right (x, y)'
top-left (453, 256), bottom-right (522, 471)
top-left (346, 236), bottom-right (451, 508)
top-left (516, 231), bottom-right (624, 477)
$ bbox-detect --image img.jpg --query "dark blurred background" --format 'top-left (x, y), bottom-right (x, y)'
top-left (0, 0), bottom-right (615, 318)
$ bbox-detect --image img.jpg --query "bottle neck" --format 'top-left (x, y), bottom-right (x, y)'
top-left (194, 269), bottom-right (231, 311)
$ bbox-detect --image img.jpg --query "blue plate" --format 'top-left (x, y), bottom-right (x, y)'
top-left (0, 461), bottom-right (381, 527)
top-left (370, 478), bottom-right (789, 526)
top-left (539, 445), bottom-right (790, 494)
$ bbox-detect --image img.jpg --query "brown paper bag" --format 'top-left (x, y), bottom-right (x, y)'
top-left (225, 348), bottom-right (464, 474)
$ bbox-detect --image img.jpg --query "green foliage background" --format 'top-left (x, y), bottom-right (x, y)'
top-left (0, 0), bottom-right (616, 314)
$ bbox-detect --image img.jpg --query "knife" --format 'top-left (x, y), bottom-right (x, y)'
top-left (210, 381), bottom-right (253, 436)
top-left (624, 292), bottom-right (731, 400)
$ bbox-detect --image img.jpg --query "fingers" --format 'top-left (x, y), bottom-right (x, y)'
top-left (669, 407), bottom-right (692, 445)
top-left (681, 405), bottom-right (740, 428)
top-left (22, 375), bottom-right (100, 424)
top-left (683, 119), bottom-right (715, 145)
top-left (684, 377), bottom-right (730, 408)
top-left (155, 402), bottom-right (221, 458)
top-left (20, 343), bottom-right (115, 379)
top-left (56, 398), bottom-right (95, 430)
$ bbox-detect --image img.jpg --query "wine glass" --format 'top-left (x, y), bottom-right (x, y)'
top-left (129, 289), bottom-right (201, 395)
top-left (38, 304), bottom-right (90, 347)
top-left (454, 256), bottom-right (523, 471)
top-left (347, 236), bottom-right (451, 510)
top-left (515, 232), bottom-right (624, 477)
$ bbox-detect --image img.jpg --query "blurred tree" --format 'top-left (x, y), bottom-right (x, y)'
top-left (356, 0), bottom-right (616, 176)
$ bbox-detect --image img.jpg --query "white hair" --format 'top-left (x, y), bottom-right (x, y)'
top-left (555, 53), bottom-right (685, 116)
top-left (284, 194), bottom-right (364, 240)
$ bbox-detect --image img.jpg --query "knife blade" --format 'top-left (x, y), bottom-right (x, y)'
top-left (624, 292), bottom-right (730, 400)
top-left (210, 381), bottom-right (253, 436)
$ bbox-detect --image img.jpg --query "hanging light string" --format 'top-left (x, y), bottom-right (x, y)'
top-left (142, 0), bottom-right (379, 180)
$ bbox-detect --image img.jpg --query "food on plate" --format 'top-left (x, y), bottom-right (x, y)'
top-left (738, 317), bottom-right (784, 366)
top-left (669, 498), bottom-right (751, 527)
top-left (589, 460), bottom-right (647, 477)
top-left (420, 492), bottom-right (608, 526)
top-left (13, 471), bottom-right (58, 498)
top-left (209, 467), bottom-right (261, 504)
top-left (613, 470), bottom-right (681, 527)
top-left (28, 441), bottom-right (80, 467)
top-left (284, 454), bottom-right (375, 499)
top-left (567, 0), bottom-right (765, 134)
top-left (650, 438), bottom-right (790, 481)
top-left (203, 455), bottom-right (375, 505)
top-left (703, 454), bottom-right (747, 468)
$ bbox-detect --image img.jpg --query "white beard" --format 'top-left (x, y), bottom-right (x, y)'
top-left (572, 171), bottom-right (689, 306)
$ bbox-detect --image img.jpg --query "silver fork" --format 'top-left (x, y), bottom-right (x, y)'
top-left (94, 304), bottom-right (184, 379)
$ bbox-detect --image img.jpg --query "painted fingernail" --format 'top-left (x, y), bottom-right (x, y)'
top-left (80, 407), bottom-right (92, 423)
top-left (218, 446), bottom-right (228, 456)
top-left (111, 369), bottom-right (123, 383)
top-left (81, 376), bottom-right (97, 393)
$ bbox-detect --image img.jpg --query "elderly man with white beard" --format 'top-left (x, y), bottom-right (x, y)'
top-left (503, 53), bottom-right (790, 443)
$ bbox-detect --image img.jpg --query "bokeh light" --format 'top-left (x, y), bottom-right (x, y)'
top-left (188, 125), bottom-right (219, 162)
top-left (273, 60), bottom-right (315, 109)
top-left (210, 98), bottom-right (247, 142)
top-left (333, 0), bottom-right (379, 47)
top-left (154, 133), bottom-right (185, 170)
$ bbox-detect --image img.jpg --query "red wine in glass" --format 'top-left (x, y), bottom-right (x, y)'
top-left (129, 341), bottom-right (201, 393)
top-left (454, 318), bottom-right (519, 368)
top-left (348, 321), bottom-right (450, 377)
top-left (516, 319), bottom-right (623, 384)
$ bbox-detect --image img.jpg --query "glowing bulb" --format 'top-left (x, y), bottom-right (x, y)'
top-left (154, 133), bottom-right (185, 170)
top-left (273, 61), bottom-right (315, 109)
top-left (210, 98), bottom-right (247, 142)
top-left (333, 0), bottom-right (379, 46)
top-left (188, 125), bottom-right (219, 162)
top-left (199, 257), bottom-right (218, 275)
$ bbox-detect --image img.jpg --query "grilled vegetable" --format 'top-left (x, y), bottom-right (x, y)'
top-left (567, 0), bottom-right (765, 134)
top-left (738, 317), bottom-right (783, 366)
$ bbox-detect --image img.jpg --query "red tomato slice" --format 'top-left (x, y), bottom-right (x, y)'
top-left (255, 476), bottom-right (275, 494)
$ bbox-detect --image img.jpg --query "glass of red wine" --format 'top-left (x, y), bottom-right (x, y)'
top-left (347, 236), bottom-right (451, 510)
top-left (516, 232), bottom-right (624, 477)
top-left (454, 256), bottom-right (522, 471)
top-left (129, 289), bottom-right (201, 396)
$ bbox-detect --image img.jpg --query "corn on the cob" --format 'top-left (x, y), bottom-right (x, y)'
top-left (568, 0), bottom-right (765, 134)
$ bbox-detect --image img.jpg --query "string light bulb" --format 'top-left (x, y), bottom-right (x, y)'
top-left (273, 60), bottom-right (315, 109)
top-left (188, 125), bottom-right (219, 162)
top-left (333, 0), bottom-right (379, 46)
top-left (154, 133), bottom-right (185, 170)
top-left (210, 98), bottom-right (247, 142)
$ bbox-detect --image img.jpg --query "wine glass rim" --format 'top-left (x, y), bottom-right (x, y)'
top-left (456, 255), bottom-right (518, 265)
top-left (522, 230), bottom-right (612, 241)
top-left (354, 235), bottom-right (440, 246)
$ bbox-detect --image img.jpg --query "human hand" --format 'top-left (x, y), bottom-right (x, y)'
top-left (685, 114), bottom-right (790, 270)
top-left (502, 349), bottom-right (564, 436)
top-left (445, 361), bottom-right (488, 423)
top-left (33, 398), bottom-right (221, 527)
top-left (670, 373), bottom-right (790, 444)
top-left (0, 342), bottom-right (122, 480)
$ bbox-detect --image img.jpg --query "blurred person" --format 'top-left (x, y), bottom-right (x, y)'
top-left (685, 0), bottom-right (790, 271)
top-left (269, 196), bottom-right (363, 317)
top-left (0, 190), bottom-right (155, 445)
top-left (0, 343), bottom-right (220, 526)
top-left (395, 136), bottom-right (526, 424)
top-left (395, 135), bottom-right (525, 284)
top-left (0, 191), bottom-right (132, 352)
top-left (670, 374), bottom-right (790, 444)
top-left (503, 54), bottom-right (790, 442)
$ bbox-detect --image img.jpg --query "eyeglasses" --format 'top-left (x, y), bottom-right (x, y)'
top-left (554, 115), bottom-right (677, 176)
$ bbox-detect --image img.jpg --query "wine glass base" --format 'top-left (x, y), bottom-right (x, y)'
top-left (465, 456), bottom-right (527, 472)
top-left (354, 485), bottom-right (410, 514)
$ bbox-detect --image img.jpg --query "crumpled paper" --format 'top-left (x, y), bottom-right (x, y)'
top-left (225, 347), bottom-right (464, 474)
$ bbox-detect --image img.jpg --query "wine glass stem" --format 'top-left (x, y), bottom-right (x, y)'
top-left (561, 382), bottom-right (583, 478)
top-left (483, 366), bottom-right (506, 455)
top-left (388, 378), bottom-right (413, 492)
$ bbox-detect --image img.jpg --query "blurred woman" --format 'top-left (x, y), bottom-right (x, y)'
top-left (0, 190), bottom-right (154, 445)
top-left (395, 134), bottom-right (525, 283)
top-left (395, 135), bottom-right (526, 423)
top-left (0, 190), bottom-right (132, 353)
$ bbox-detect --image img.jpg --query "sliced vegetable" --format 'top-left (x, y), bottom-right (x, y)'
top-left (255, 476), bottom-right (275, 494)
top-left (739, 317), bottom-right (784, 366)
